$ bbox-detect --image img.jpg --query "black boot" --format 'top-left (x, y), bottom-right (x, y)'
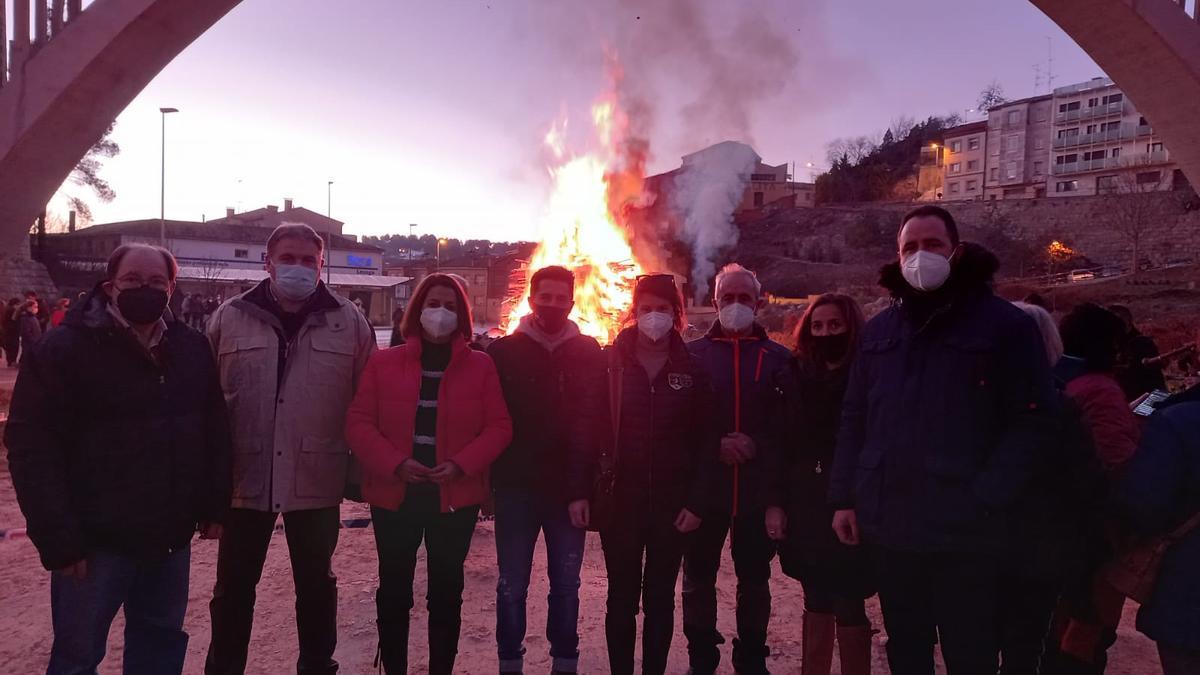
top-left (732, 637), bottom-right (771, 675)
top-left (375, 617), bottom-right (409, 675)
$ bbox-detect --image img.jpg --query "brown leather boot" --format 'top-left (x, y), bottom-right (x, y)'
top-left (801, 612), bottom-right (836, 675)
top-left (836, 624), bottom-right (873, 675)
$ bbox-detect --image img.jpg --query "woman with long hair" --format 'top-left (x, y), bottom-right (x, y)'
top-left (582, 273), bottom-right (718, 675)
top-left (345, 273), bottom-right (512, 674)
top-left (766, 293), bottom-right (874, 675)
top-left (1041, 303), bottom-right (1142, 674)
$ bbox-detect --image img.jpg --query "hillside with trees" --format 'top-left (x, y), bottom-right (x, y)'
top-left (815, 114), bottom-right (961, 204)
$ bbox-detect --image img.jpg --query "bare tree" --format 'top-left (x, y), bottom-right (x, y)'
top-left (825, 138), bottom-right (851, 166)
top-left (977, 80), bottom-right (1008, 113)
top-left (195, 257), bottom-right (228, 297)
top-left (62, 123), bottom-right (120, 225)
top-left (1105, 169), bottom-right (1177, 275)
top-left (889, 114), bottom-right (917, 142)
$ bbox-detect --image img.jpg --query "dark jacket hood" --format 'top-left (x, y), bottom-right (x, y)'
top-left (879, 242), bottom-right (1001, 300)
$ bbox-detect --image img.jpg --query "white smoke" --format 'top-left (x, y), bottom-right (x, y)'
top-left (670, 141), bottom-right (759, 302)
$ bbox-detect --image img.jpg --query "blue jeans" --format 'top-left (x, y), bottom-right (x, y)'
top-left (48, 546), bottom-right (190, 675)
top-left (494, 491), bottom-right (586, 673)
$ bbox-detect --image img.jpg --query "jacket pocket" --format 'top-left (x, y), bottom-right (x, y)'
top-left (923, 454), bottom-right (987, 533)
top-left (308, 334), bottom-right (356, 387)
top-left (218, 335), bottom-right (273, 392)
top-left (295, 436), bottom-right (350, 498)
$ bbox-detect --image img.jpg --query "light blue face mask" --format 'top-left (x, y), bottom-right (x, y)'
top-left (272, 264), bottom-right (319, 302)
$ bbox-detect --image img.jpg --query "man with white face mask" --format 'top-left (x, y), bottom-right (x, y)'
top-left (682, 263), bottom-right (791, 675)
top-left (205, 222), bottom-right (376, 675)
top-left (828, 206), bottom-right (1057, 675)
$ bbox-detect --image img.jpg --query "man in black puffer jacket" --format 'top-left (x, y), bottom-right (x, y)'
top-left (488, 266), bottom-right (605, 675)
top-left (829, 206), bottom-right (1057, 675)
top-left (5, 244), bottom-right (232, 675)
top-left (683, 263), bottom-right (790, 675)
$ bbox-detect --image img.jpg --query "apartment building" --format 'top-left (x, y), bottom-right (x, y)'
top-left (929, 77), bottom-right (1182, 201)
top-left (983, 95), bottom-right (1054, 200)
top-left (1048, 77), bottom-right (1178, 196)
top-left (941, 121), bottom-right (988, 200)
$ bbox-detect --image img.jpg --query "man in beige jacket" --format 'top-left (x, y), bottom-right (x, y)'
top-left (205, 223), bottom-right (376, 675)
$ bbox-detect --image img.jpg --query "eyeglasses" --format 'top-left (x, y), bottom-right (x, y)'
top-left (115, 274), bottom-right (170, 291)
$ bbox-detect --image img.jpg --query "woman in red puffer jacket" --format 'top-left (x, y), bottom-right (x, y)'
top-left (1043, 302), bottom-right (1142, 674)
top-left (345, 273), bottom-right (512, 675)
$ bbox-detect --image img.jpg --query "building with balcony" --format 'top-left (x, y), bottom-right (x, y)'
top-left (940, 121), bottom-right (989, 200)
top-left (983, 94), bottom-right (1054, 200)
top-left (1048, 77), bottom-right (1180, 197)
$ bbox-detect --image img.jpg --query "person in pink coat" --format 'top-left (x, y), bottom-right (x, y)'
top-left (345, 273), bottom-right (512, 674)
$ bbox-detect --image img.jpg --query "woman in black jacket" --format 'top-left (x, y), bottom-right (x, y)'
top-left (578, 273), bottom-right (718, 675)
top-left (766, 293), bottom-right (874, 675)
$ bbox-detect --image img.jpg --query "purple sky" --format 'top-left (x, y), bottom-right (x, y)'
top-left (65, 0), bottom-right (1106, 241)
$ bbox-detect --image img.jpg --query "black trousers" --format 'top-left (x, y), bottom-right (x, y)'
top-left (997, 573), bottom-right (1061, 675)
top-left (681, 510), bottom-right (775, 673)
top-left (875, 547), bottom-right (999, 675)
top-left (372, 499), bottom-right (480, 675)
top-left (205, 507), bottom-right (341, 675)
top-left (3, 335), bottom-right (19, 366)
top-left (601, 512), bottom-right (690, 675)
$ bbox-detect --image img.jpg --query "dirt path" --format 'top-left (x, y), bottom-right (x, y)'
top-left (0, 459), bottom-right (1163, 674)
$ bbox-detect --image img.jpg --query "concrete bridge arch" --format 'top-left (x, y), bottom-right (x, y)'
top-left (2, 0), bottom-right (1200, 257)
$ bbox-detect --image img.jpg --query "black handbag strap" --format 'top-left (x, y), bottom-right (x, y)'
top-left (1167, 510), bottom-right (1200, 543)
top-left (606, 348), bottom-right (624, 464)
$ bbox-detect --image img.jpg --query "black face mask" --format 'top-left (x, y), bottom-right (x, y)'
top-left (530, 302), bottom-right (571, 334)
top-left (811, 332), bottom-right (851, 364)
top-left (116, 286), bottom-right (170, 325)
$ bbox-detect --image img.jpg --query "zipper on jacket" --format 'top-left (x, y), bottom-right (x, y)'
top-left (732, 340), bottom-right (741, 518)
top-left (649, 380), bottom-right (655, 515)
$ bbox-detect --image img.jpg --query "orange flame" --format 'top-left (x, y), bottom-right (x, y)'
top-left (502, 75), bottom-right (648, 344)
top-left (1047, 240), bottom-right (1075, 261)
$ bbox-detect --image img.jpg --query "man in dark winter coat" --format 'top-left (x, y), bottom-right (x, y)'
top-left (487, 266), bottom-right (605, 675)
top-left (682, 263), bottom-right (790, 675)
top-left (1117, 384), bottom-right (1200, 675)
top-left (829, 205), bottom-right (1057, 675)
top-left (5, 243), bottom-right (232, 675)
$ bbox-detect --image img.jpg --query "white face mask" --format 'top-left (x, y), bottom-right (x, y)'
top-left (272, 264), bottom-right (319, 302)
top-left (420, 307), bottom-right (458, 339)
top-left (718, 302), bottom-right (756, 334)
top-left (901, 250), bottom-right (953, 292)
top-left (637, 311), bottom-right (674, 342)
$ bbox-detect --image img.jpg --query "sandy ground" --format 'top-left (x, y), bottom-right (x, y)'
top-left (0, 450), bottom-right (1164, 675)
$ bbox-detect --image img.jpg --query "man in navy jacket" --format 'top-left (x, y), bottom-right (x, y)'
top-left (683, 263), bottom-right (790, 675)
top-left (829, 206), bottom-right (1056, 674)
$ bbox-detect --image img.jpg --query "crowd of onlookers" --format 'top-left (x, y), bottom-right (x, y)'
top-left (3, 211), bottom-right (1200, 675)
top-left (180, 293), bottom-right (222, 333)
top-left (1, 290), bottom-right (70, 368)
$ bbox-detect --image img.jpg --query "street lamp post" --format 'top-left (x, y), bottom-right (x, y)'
top-left (327, 180), bottom-right (333, 217)
top-left (159, 107), bottom-right (179, 245)
top-left (437, 238), bottom-right (447, 271)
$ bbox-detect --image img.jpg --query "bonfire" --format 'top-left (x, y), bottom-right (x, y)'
top-left (502, 59), bottom-right (650, 344)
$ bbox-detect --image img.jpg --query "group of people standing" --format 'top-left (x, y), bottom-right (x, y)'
top-left (5, 208), bottom-right (1200, 675)
top-left (180, 292), bottom-right (221, 333)
top-left (1, 291), bottom-right (71, 367)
